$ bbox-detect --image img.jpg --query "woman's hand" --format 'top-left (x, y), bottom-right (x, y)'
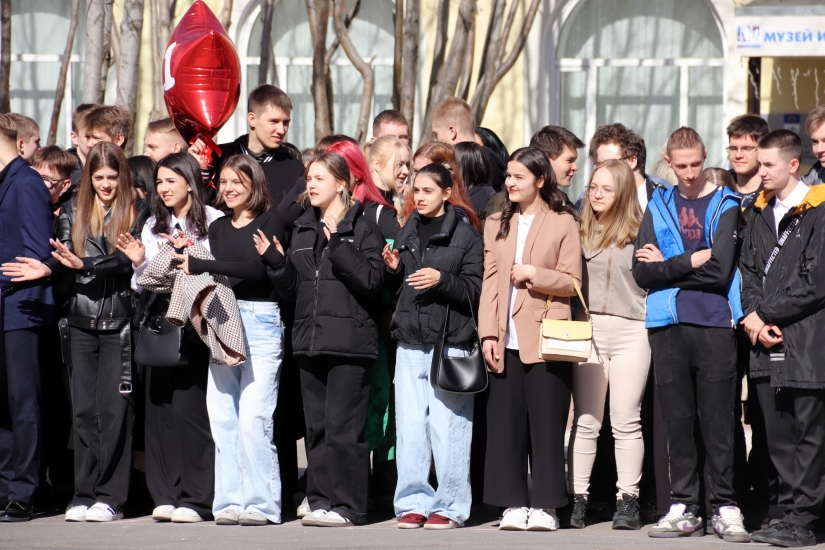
top-left (252, 228), bottom-right (272, 256)
top-left (483, 338), bottom-right (502, 373)
top-left (382, 244), bottom-right (400, 270)
top-left (322, 212), bottom-right (338, 240)
top-left (407, 268), bottom-right (440, 290)
top-left (635, 244), bottom-right (664, 263)
top-left (170, 252), bottom-right (192, 275)
top-left (116, 233), bottom-right (146, 265)
top-left (1, 257), bottom-right (51, 282)
top-left (50, 239), bottom-right (83, 270)
top-left (510, 264), bottom-right (537, 286)
top-left (160, 229), bottom-right (191, 250)
top-left (188, 137), bottom-right (209, 171)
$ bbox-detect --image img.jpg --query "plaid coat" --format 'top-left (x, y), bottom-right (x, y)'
top-left (137, 238), bottom-right (246, 366)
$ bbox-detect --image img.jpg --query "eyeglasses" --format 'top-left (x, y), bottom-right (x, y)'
top-left (41, 175), bottom-right (67, 189)
top-left (586, 186), bottom-right (615, 197)
top-left (726, 146), bottom-right (758, 154)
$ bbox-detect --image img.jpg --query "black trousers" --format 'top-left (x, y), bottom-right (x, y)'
top-left (748, 376), bottom-right (783, 520)
top-left (299, 355), bottom-right (371, 524)
top-left (756, 380), bottom-right (825, 529)
top-left (484, 349), bottom-right (571, 509)
top-left (70, 327), bottom-right (133, 510)
top-left (39, 324), bottom-right (74, 494)
top-left (649, 324), bottom-right (738, 514)
top-left (145, 326), bottom-right (214, 518)
top-left (0, 327), bottom-right (43, 504)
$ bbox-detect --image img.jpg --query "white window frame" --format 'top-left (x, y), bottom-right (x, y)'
top-left (8, 53), bottom-right (83, 147)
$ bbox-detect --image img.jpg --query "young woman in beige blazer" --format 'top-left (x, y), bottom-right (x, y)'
top-left (479, 147), bottom-right (582, 531)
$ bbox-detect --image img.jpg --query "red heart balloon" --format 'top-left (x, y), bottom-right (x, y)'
top-left (162, 0), bottom-right (241, 159)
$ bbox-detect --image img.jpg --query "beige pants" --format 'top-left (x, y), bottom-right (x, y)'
top-left (568, 313), bottom-right (651, 498)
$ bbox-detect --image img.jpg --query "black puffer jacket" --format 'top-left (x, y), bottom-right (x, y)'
top-left (386, 204), bottom-right (483, 345)
top-left (267, 201), bottom-right (384, 359)
top-left (740, 185), bottom-right (825, 388)
top-left (50, 198), bottom-right (150, 330)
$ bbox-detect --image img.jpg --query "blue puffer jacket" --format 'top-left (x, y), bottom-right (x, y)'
top-left (644, 186), bottom-right (744, 328)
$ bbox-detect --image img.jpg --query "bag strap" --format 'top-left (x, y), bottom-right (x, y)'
top-left (544, 278), bottom-right (589, 320)
top-left (762, 216), bottom-right (801, 288)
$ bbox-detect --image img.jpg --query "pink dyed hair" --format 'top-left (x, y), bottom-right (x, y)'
top-left (327, 140), bottom-right (391, 208)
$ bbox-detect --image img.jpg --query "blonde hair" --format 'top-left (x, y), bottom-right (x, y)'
top-left (430, 97), bottom-right (474, 136)
top-left (579, 159), bottom-right (642, 251)
top-left (364, 135), bottom-right (407, 223)
top-left (298, 153), bottom-right (354, 224)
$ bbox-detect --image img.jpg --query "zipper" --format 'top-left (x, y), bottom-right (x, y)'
top-left (667, 288), bottom-right (679, 324)
top-left (310, 243), bottom-right (329, 354)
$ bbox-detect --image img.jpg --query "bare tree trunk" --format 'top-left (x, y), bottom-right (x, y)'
top-left (48, 0), bottom-right (81, 145)
top-left (83, 0), bottom-right (113, 103)
top-left (456, 18), bottom-right (474, 100)
top-left (258, 0), bottom-right (275, 85)
top-left (471, 0), bottom-right (504, 113)
top-left (99, 0), bottom-right (115, 100)
top-left (399, 0), bottom-right (418, 134)
top-left (150, 0), bottom-right (173, 121)
top-left (421, 0), bottom-right (475, 141)
top-left (470, 0), bottom-right (539, 122)
top-left (220, 0), bottom-right (234, 30)
top-left (424, 0), bottom-right (448, 117)
top-left (116, 0), bottom-right (143, 154)
top-left (331, 0), bottom-right (373, 143)
top-left (306, 0), bottom-right (332, 140)
top-left (0, 0), bottom-right (12, 113)
top-left (392, 0), bottom-right (403, 111)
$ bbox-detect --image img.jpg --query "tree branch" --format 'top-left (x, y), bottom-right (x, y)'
top-left (324, 0), bottom-right (360, 67)
top-left (424, 0), bottom-right (448, 117)
top-left (220, 0), bottom-right (234, 30)
top-left (306, 0), bottom-right (332, 140)
top-left (259, 0), bottom-right (275, 84)
top-left (332, 0), bottom-right (374, 142)
top-left (115, 0), bottom-right (143, 155)
top-left (392, 0), bottom-right (403, 110)
top-left (0, 0), bottom-right (10, 113)
top-left (49, 0), bottom-right (80, 144)
top-left (399, 0), bottom-right (418, 133)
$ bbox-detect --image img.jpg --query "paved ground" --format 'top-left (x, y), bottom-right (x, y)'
top-left (4, 513), bottom-right (825, 550)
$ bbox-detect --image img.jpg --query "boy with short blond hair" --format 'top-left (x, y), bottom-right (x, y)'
top-left (802, 105), bottom-right (825, 186)
top-left (143, 118), bottom-right (187, 162)
top-left (8, 113), bottom-right (41, 162)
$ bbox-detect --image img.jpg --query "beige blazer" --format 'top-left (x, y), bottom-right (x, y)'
top-left (478, 203), bottom-right (582, 370)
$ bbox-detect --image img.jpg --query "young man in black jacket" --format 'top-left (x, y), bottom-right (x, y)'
top-left (190, 84), bottom-right (305, 207)
top-left (740, 130), bottom-right (825, 548)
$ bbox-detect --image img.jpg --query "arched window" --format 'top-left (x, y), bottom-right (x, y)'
top-left (557, 0), bottom-right (725, 193)
top-left (229, 0), bottom-right (395, 149)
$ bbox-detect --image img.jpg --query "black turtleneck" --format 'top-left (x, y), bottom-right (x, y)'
top-left (418, 213), bottom-right (446, 250)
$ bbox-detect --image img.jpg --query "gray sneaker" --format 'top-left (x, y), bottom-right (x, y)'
top-left (712, 506), bottom-right (750, 543)
top-left (648, 503), bottom-right (704, 538)
top-left (215, 509), bottom-right (240, 525)
top-left (239, 510), bottom-right (270, 526)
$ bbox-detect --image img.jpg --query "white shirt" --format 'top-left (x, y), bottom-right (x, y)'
top-left (504, 214), bottom-right (535, 350)
top-left (132, 205), bottom-right (224, 291)
top-left (637, 182), bottom-right (649, 212)
top-left (772, 181), bottom-right (808, 236)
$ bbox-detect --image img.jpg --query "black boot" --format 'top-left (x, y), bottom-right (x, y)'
top-left (763, 521), bottom-right (816, 547)
top-left (559, 494), bottom-right (588, 529)
top-left (613, 493), bottom-right (641, 530)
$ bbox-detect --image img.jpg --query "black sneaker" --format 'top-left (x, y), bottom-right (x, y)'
top-left (751, 521), bottom-right (782, 543)
top-left (613, 493), bottom-right (641, 530)
top-left (763, 521), bottom-right (816, 547)
top-left (560, 494), bottom-right (587, 529)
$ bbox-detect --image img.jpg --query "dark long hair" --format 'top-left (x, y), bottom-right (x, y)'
top-left (497, 147), bottom-right (578, 241)
top-left (151, 152), bottom-right (209, 240)
top-left (455, 141), bottom-right (491, 191)
top-left (475, 126), bottom-right (508, 166)
top-left (71, 142), bottom-right (136, 256)
top-left (129, 155), bottom-right (156, 202)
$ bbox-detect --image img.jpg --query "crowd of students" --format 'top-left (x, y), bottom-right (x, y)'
top-left (1, 83), bottom-right (825, 547)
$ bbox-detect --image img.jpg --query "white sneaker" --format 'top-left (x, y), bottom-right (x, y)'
top-left (215, 508), bottom-right (240, 525)
top-left (84, 503), bottom-right (123, 522)
top-left (171, 507), bottom-right (203, 523)
top-left (712, 506), bottom-right (750, 543)
top-left (301, 508), bottom-right (329, 527)
top-left (310, 510), bottom-right (353, 527)
top-left (65, 505), bottom-right (88, 522)
top-left (499, 507), bottom-right (530, 531)
top-left (527, 508), bottom-right (558, 531)
top-left (297, 497), bottom-right (311, 518)
top-left (152, 505), bottom-right (175, 521)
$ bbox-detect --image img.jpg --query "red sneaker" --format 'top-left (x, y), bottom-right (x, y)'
top-left (424, 514), bottom-right (459, 530)
top-left (398, 513), bottom-right (428, 529)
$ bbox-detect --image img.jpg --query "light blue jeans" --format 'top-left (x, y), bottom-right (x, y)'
top-left (206, 301), bottom-right (284, 523)
top-left (393, 343), bottom-right (474, 524)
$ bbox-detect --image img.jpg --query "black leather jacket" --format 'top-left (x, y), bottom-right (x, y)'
top-left (49, 198), bottom-right (150, 331)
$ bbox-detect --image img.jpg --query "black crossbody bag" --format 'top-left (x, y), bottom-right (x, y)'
top-left (133, 292), bottom-right (189, 367)
top-left (430, 289), bottom-right (488, 394)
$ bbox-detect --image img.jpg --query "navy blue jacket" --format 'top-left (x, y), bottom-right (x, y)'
top-left (0, 156), bottom-right (56, 329)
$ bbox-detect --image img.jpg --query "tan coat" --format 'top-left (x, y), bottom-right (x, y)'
top-left (478, 203), bottom-right (582, 370)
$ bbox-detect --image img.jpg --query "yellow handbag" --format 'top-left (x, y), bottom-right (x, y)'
top-left (539, 279), bottom-right (592, 362)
